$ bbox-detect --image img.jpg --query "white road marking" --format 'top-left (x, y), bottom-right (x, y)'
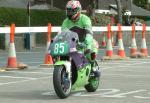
top-left (101, 61), bottom-right (150, 70)
top-left (0, 76), bottom-right (52, 86)
top-left (72, 92), bottom-right (83, 96)
top-left (78, 89), bottom-right (120, 97)
top-left (0, 76), bottom-right (36, 80)
top-left (44, 89), bottom-right (149, 99)
top-left (103, 74), bottom-right (150, 78)
top-left (134, 93), bottom-right (150, 99)
top-left (134, 96), bottom-right (150, 99)
top-left (42, 91), bottom-right (56, 96)
top-left (72, 89), bottom-right (147, 98)
top-left (100, 90), bottom-right (146, 98)
top-left (5, 71), bottom-right (53, 75)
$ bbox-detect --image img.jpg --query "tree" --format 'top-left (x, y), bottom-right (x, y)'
top-left (115, 0), bottom-right (122, 24)
top-left (115, 0), bottom-right (123, 45)
top-left (133, 0), bottom-right (147, 8)
top-left (84, 0), bottom-right (97, 17)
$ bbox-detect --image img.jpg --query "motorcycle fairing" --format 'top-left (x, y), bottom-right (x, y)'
top-left (69, 52), bottom-right (89, 70)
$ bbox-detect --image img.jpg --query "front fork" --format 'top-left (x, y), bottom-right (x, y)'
top-left (54, 61), bottom-right (71, 80)
top-left (64, 61), bottom-right (71, 79)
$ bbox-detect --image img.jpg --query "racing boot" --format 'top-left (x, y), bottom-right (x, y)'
top-left (91, 61), bottom-right (101, 77)
top-left (85, 51), bottom-right (100, 77)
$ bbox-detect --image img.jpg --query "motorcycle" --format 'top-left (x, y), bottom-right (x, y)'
top-left (49, 30), bottom-right (101, 99)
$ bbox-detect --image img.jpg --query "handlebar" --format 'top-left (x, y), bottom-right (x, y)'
top-left (77, 42), bottom-right (87, 49)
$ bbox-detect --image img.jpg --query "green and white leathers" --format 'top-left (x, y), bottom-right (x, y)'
top-left (62, 14), bottom-right (97, 54)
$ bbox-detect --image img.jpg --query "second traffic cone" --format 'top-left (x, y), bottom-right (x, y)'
top-left (44, 23), bottom-right (53, 64)
top-left (117, 24), bottom-right (126, 58)
top-left (106, 24), bottom-right (113, 57)
top-left (140, 24), bottom-right (148, 57)
top-left (130, 24), bottom-right (137, 56)
top-left (7, 23), bottom-right (17, 68)
top-left (44, 42), bottom-right (53, 64)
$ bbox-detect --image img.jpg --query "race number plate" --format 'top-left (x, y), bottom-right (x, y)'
top-left (50, 42), bottom-right (69, 56)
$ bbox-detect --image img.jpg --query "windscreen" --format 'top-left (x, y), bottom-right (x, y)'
top-left (53, 30), bottom-right (79, 42)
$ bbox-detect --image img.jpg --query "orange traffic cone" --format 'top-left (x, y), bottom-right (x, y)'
top-left (101, 32), bottom-right (106, 48)
top-left (44, 23), bottom-right (53, 64)
top-left (117, 24), bottom-right (126, 58)
top-left (106, 24), bottom-right (113, 57)
top-left (7, 23), bottom-right (17, 68)
top-left (130, 24), bottom-right (137, 56)
top-left (140, 24), bottom-right (148, 57)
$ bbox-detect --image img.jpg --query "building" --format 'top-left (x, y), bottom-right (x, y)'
top-left (50, 0), bottom-right (150, 17)
top-left (0, 0), bottom-right (149, 16)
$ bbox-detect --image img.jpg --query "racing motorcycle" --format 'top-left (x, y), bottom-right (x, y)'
top-left (49, 30), bottom-right (101, 99)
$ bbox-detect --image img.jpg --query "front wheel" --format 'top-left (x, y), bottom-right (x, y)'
top-left (53, 65), bottom-right (72, 99)
top-left (85, 60), bottom-right (100, 92)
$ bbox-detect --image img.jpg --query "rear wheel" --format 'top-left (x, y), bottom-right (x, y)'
top-left (53, 65), bottom-right (72, 98)
top-left (85, 61), bottom-right (100, 92)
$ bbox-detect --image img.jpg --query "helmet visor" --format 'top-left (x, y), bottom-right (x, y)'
top-left (66, 8), bottom-right (78, 17)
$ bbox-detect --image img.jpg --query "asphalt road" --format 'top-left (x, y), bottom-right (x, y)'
top-left (0, 48), bottom-right (150, 103)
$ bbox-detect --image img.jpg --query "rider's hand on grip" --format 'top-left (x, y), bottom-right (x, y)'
top-left (84, 49), bottom-right (91, 54)
top-left (77, 42), bottom-right (86, 49)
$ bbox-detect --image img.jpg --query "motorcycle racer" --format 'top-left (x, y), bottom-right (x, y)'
top-left (61, 0), bottom-right (100, 76)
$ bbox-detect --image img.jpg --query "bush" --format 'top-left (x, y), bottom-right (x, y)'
top-left (90, 14), bottom-right (111, 26)
top-left (0, 7), bottom-right (66, 49)
top-left (0, 7), bottom-right (66, 26)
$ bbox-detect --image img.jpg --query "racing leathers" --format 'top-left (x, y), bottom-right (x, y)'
top-left (61, 14), bottom-right (96, 54)
top-left (61, 14), bottom-right (99, 76)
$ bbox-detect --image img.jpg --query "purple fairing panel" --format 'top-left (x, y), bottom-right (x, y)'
top-left (69, 52), bottom-right (89, 69)
top-left (69, 41), bottom-right (77, 52)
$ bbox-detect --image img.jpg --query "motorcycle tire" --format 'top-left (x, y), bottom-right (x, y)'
top-left (84, 60), bottom-right (100, 92)
top-left (53, 65), bottom-right (72, 99)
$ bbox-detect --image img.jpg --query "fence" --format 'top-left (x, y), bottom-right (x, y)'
top-left (0, 23), bottom-right (150, 69)
top-left (1, 23), bottom-right (150, 52)
top-left (0, 24), bottom-right (150, 52)
top-left (1, 25), bottom-right (150, 33)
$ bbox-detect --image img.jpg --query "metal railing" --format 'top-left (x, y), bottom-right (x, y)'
top-left (0, 25), bottom-right (150, 34)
